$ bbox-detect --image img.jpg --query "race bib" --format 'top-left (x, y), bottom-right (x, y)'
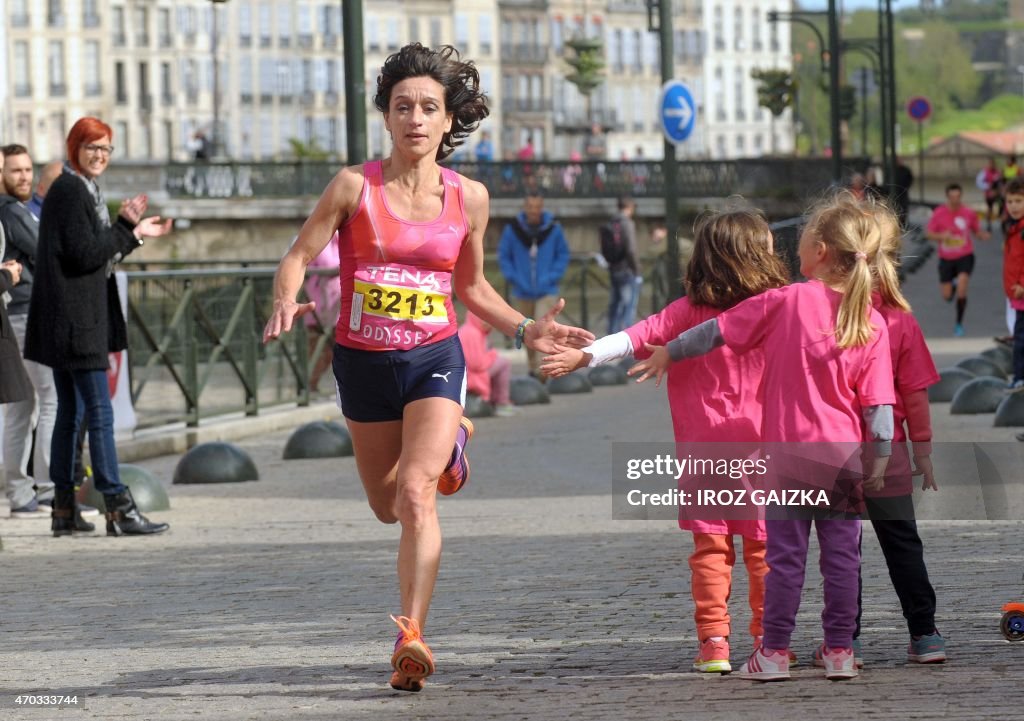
top-left (347, 262), bottom-right (451, 350)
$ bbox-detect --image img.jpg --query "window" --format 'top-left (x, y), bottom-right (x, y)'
top-left (479, 15), bottom-right (493, 55)
top-left (408, 18), bottom-right (419, 43)
top-left (138, 62), bottom-right (150, 110)
top-left (326, 59), bottom-right (339, 93)
top-left (551, 17), bottom-right (564, 55)
top-left (135, 7), bottom-right (149, 46)
top-left (367, 17), bottom-right (379, 51)
top-left (301, 59), bottom-right (314, 94)
top-left (633, 30), bottom-right (643, 73)
top-left (770, 11), bottom-right (780, 52)
top-left (734, 6), bottom-right (744, 51)
top-left (611, 30), bottom-right (624, 72)
top-left (115, 61), bottom-right (127, 103)
top-left (455, 14), bottom-right (469, 51)
top-left (158, 8), bottom-right (172, 46)
top-left (239, 3), bottom-right (252, 44)
top-left (632, 86), bottom-right (645, 131)
top-left (83, 0), bottom-right (99, 27)
top-left (622, 30), bottom-right (635, 74)
top-left (716, 135), bottom-right (727, 158)
top-left (239, 57), bottom-right (253, 98)
top-left (113, 6), bottom-right (126, 45)
top-left (277, 3), bottom-right (291, 45)
top-left (48, 0), bottom-right (64, 27)
top-left (752, 10), bottom-right (763, 51)
top-left (298, 4), bottom-right (313, 42)
top-left (49, 41), bottom-right (66, 96)
top-left (322, 4), bottom-right (340, 39)
top-left (260, 113), bottom-right (274, 156)
top-left (754, 134), bottom-right (764, 153)
top-left (259, 3), bottom-right (272, 46)
top-left (12, 0), bottom-right (29, 26)
top-left (84, 41), bottom-right (101, 96)
top-left (161, 62), bottom-right (173, 104)
top-left (14, 41), bottom-right (30, 96)
top-left (645, 31), bottom-right (659, 73)
top-left (735, 72), bottom-right (745, 121)
top-left (736, 135), bottom-right (746, 154)
top-left (675, 30), bottom-right (686, 63)
top-left (387, 18), bottom-right (400, 51)
top-left (713, 6), bottom-right (724, 50)
top-left (430, 18), bottom-right (442, 48)
top-left (277, 60), bottom-right (293, 97)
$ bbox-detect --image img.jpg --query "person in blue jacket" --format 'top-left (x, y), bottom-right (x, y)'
top-left (498, 192), bottom-right (570, 378)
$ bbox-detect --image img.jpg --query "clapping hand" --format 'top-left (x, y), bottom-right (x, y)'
top-left (119, 194), bottom-right (148, 224)
top-left (1, 259), bottom-right (23, 285)
top-left (134, 216), bottom-right (173, 239)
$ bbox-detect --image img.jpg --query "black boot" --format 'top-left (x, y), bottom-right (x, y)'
top-left (73, 507), bottom-right (96, 533)
top-left (52, 487), bottom-right (76, 537)
top-left (104, 489), bottom-right (169, 536)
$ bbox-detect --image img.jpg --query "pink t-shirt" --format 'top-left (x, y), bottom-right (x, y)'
top-left (927, 204), bottom-right (980, 261)
top-left (716, 280), bottom-right (895, 444)
top-left (627, 296), bottom-right (766, 539)
top-left (873, 297), bottom-right (940, 494)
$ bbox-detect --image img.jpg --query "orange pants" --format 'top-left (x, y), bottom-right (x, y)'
top-left (689, 533), bottom-right (768, 642)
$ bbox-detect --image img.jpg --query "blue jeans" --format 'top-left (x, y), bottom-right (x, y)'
top-left (50, 369), bottom-right (126, 495)
top-left (607, 271), bottom-right (640, 335)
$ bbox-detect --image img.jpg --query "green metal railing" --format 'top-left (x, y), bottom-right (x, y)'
top-left (122, 254), bottom-right (675, 428)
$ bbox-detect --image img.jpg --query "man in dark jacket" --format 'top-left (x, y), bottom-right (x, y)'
top-left (498, 193), bottom-right (570, 377)
top-left (0, 144), bottom-right (56, 518)
top-left (604, 196), bottom-right (640, 334)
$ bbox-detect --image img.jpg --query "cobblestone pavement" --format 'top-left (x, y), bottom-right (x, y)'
top-left (1, 218), bottom-right (1022, 720)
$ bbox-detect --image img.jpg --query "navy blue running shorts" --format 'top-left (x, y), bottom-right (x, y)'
top-left (332, 334), bottom-right (467, 422)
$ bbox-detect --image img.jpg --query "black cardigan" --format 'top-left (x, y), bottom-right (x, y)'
top-left (23, 174), bottom-right (142, 371)
top-left (0, 267), bottom-right (32, 403)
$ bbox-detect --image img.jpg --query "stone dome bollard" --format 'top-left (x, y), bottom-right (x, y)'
top-left (547, 371), bottom-right (593, 394)
top-left (994, 392), bottom-right (1024, 427)
top-left (464, 394), bottom-right (496, 419)
top-left (928, 367), bottom-right (976, 403)
top-left (282, 421), bottom-right (354, 459)
top-left (980, 346), bottom-right (1014, 376)
top-left (588, 364), bottom-right (629, 386)
top-left (955, 356), bottom-right (1006, 381)
top-left (950, 377), bottom-right (1011, 414)
top-left (510, 376), bottom-right (550, 405)
top-left (173, 442), bottom-right (259, 484)
top-left (79, 464), bottom-right (171, 512)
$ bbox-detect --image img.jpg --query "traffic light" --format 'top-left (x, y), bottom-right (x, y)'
top-left (839, 85), bottom-right (858, 121)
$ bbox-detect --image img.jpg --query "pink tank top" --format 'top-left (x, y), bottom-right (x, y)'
top-left (335, 160), bottom-right (468, 351)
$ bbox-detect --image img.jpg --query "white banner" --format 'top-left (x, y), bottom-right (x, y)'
top-left (109, 271), bottom-right (137, 432)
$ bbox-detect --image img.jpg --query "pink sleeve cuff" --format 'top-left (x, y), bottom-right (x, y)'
top-left (903, 389), bottom-right (933, 444)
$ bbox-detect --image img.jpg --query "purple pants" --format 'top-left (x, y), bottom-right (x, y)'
top-left (762, 517), bottom-right (861, 650)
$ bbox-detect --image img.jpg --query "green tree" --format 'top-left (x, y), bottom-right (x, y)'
top-left (564, 35), bottom-right (606, 126)
top-left (751, 68), bottom-right (798, 155)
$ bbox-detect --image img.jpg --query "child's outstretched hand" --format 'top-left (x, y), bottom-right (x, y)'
top-left (540, 345), bottom-right (589, 378)
top-left (912, 455), bottom-right (938, 491)
top-left (627, 343), bottom-right (671, 386)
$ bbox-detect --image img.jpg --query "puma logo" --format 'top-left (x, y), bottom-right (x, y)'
top-left (432, 372), bottom-right (452, 382)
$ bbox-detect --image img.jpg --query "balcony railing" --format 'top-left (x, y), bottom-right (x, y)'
top-left (500, 44), bottom-right (549, 64)
top-left (505, 97), bottom-right (553, 113)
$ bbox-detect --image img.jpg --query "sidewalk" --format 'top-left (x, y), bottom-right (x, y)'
top-left (1, 217), bottom-right (1021, 720)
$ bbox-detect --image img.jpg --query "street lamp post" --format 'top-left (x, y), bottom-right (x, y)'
top-left (211, 0), bottom-right (228, 158)
top-left (767, 7), bottom-right (842, 182)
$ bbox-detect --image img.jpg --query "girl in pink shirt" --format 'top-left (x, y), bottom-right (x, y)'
top-left (631, 194), bottom-right (896, 681)
top-left (541, 210), bottom-right (789, 674)
top-left (851, 202), bottom-right (945, 663)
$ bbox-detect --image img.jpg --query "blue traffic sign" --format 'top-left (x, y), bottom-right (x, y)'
top-left (659, 80), bottom-right (697, 145)
top-left (907, 96), bottom-right (932, 122)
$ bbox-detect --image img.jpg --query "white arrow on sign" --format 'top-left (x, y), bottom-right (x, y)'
top-left (664, 94), bottom-right (693, 135)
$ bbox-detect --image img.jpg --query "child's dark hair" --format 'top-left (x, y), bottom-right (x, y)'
top-left (373, 43), bottom-right (489, 161)
top-left (945, 182), bottom-right (963, 194)
top-left (685, 209), bottom-right (789, 310)
top-left (1006, 178), bottom-right (1024, 197)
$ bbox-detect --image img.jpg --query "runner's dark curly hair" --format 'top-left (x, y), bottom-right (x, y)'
top-left (374, 43), bottom-right (489, 161)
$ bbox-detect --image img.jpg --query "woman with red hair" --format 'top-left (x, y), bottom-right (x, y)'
top-left (24, 116), bottom-right (173, 537)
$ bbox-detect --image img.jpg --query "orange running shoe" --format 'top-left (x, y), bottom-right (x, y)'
top-left (389, 615), bottom-right (435, 692)
top-left (437, 417), bottom-right (474, 496)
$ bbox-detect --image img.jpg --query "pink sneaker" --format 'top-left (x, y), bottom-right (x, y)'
top-left (736, 645), bottom-right (791, 681)
top-left (438, 418), bottom-right (474, 496)
top-left (692, 638), bottom-right (731, 674)
top-left (820, 646), bottom-right (858, 680)
top-left (753, 636), bottom-right (798, 667)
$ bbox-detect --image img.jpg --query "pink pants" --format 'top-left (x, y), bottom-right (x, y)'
top-left (488, 355), bottom-right (511, 406)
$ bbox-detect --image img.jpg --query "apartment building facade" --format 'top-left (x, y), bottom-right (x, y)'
top-left (1, 0), bottom-right (792, 164)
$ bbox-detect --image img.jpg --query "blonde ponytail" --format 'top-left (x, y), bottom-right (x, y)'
top-left (867, 199), bottom-right (911, 312)
top-left (804, 191), bottom-right (885, 348)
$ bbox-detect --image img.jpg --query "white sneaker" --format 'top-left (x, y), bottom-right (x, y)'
top-left (820, 646), bottom-right (858, 680)
top-left (736, 645), bottom-right (791, 681)
top-left (494, 404), bottom-right (521, 417)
